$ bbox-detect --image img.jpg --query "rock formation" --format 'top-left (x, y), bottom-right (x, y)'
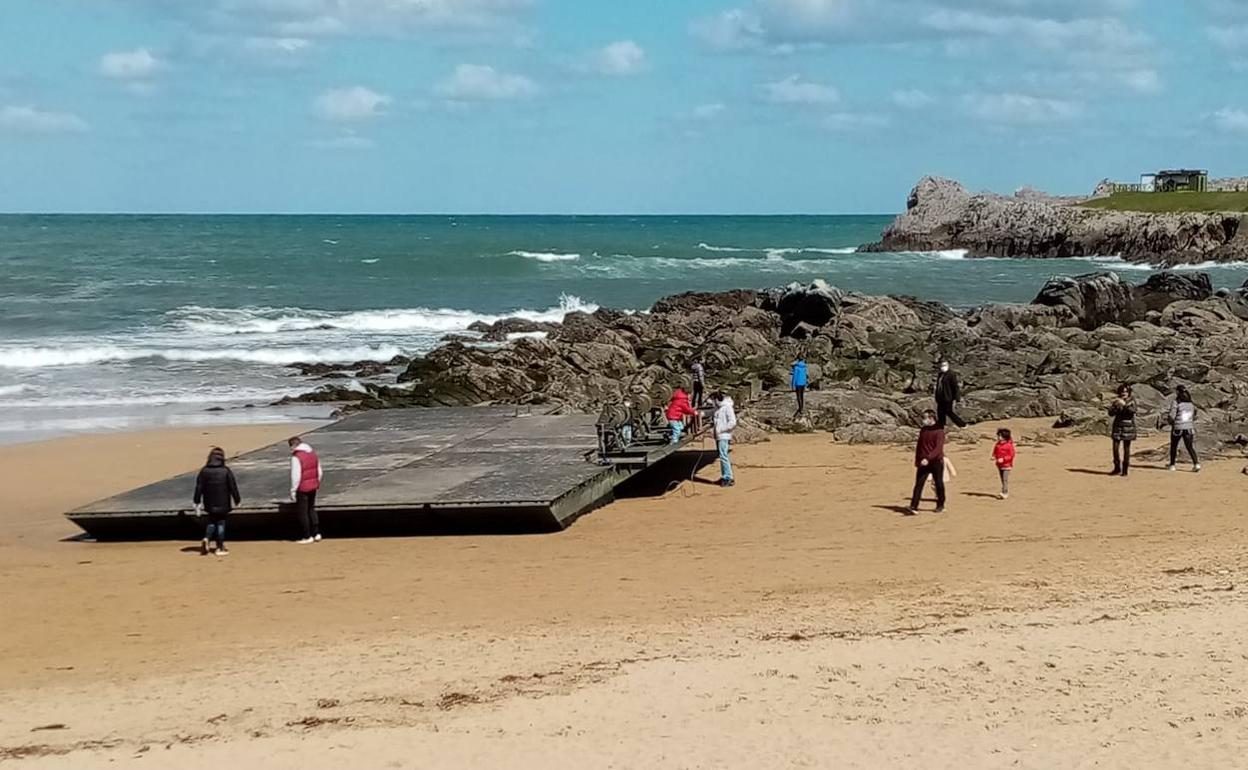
top-left (280, 271), bottom-right (1248, 457)
top-left (860, 177), bottom-right (1248, 265)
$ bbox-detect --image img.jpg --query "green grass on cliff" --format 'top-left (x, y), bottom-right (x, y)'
top-left (1080, 191), bottom-right (1248, 213)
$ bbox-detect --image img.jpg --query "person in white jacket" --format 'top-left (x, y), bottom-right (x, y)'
top-left (712, 391), bottom-right (737, 488)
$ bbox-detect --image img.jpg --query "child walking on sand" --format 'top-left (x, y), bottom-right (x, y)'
top-left (993, 428), bottom-right (1016, 500)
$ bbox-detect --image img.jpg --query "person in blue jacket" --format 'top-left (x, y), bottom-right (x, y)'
top-left (791, 356), bottom-right (808, 416)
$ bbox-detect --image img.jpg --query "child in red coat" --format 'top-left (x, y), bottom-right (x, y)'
top-left (992, 427), bottom-right (1016, 500)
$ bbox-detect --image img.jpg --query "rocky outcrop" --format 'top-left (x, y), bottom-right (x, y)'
top-left (281, 273), bottom-right (1248, 457)
top-left (861, 176), bottom-right (1248, 265)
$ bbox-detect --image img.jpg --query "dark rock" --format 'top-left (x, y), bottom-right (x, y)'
top-left (1032, 272), bottom-right (1135, 330)
top-left (861, 175), bottom-right (1248, 265)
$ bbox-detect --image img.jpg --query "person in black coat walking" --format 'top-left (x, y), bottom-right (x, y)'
top-left (1108, 383), bottom-right (1138, 477)
top-left (193, 447), bottom-right (241, 556)
top-left (934, 360), bottom-right (966, 429)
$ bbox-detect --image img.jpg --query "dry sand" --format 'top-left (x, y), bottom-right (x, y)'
top-left (1, 420), bottom-right (1247, 768)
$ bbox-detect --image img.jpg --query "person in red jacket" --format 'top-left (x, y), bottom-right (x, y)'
top-left (992, 427), bottom-right (1016, 500)
top-left (665, 388), bottom-right (698, 444)
top-left (289, 436), bottom-right (323, 544)
top-left (909, 410), bottom-right (946, 514)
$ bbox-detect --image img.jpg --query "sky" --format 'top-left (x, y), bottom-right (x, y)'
top-left (0, 0), bottom-right (1245, 214)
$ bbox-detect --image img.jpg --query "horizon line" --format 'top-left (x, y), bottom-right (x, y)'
top-left (0, 210), bottom-right (897, 217)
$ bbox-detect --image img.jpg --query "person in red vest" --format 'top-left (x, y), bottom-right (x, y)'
top-left (289, 436), bottom-right (323, 544)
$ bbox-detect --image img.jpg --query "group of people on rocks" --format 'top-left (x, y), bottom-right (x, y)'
top-left (191, 435), bottom-right (324, 556)
top-left (664, 362), bottom-right (738, 487)
top-left (905, 361), bottom-right (1203, 515)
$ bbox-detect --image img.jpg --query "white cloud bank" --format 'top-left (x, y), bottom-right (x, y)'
top-left (1211, 108), bottom-right (1248, 133)
top-left (963, 92), bottom-right (1082, 124)
top-left (99, 48), bottom-right (162, 80)
top-left (315, 86), bottom-right (391, 121)
top-left (586, 40), bottom-right (648, 76)
top-left (436, 64), bottom-right (537, 101)
top-left (0, 105), bottom-right (89, 134)
top-left (762, 75), bottom-right (839, 105)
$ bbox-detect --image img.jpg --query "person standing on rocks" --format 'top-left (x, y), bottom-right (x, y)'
top-left (712, 391), bottom-right (737, 487)
top-left (193, 447), bottom-right (240, 556)
top-left (791, 356), bottom-right (808, 417)
top-left (934, 360), bottom-right (966, 429)
top-left (1109, 384), bottom-right (1137, 477)
top-left (909, 410), bottom-right (946, 514)
top-left (289, 436), bottom-right (323, 543)
top-left (665, 388), bottom-right (697, 444)
top-left (690, 360), bottom-right (706, 408)
top-left (1166, 385), bottom-right (1201, 473)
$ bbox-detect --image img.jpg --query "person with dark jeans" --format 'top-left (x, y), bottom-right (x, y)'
top-left (1108, 383), bottom-right (1137, 477)
top-left (289, 436), bottom-right (323, 543)
top-left (909, 410), bottom-right (946, 514)
top-left (690, 361), bottom-right (706, 408)
top-left (1166, 385), bottom-right (1201, 472)
top-left (193, 446), bottom-right (240, 556)
top-left (791, 356), bottom-right (808, 417)
top-left (935, 360), bottom-right (966, 429)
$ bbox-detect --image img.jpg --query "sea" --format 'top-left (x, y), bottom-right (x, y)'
top-left (3, 214), bottom-right (1247, 443)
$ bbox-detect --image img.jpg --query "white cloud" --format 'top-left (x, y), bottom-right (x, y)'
top-left (315, 86), bottom-right (391, 121)
top-left (436, 64), bottom-right (538, 101)
top-left (762, 74), bottom-right (839, 105)
top-left (823, 111), bottom-right (890, 131)
top-left (116, 0), bottom-right (530, 39)
top-left (1211, 108), bottom-right (1248, 133)
top-left (308, 133), bottom-right (375, 149)
top-left (244, 37), bottom-right (313, 55)
top-left (1119, 68), bottom-right (1160, 93)
top-left (0, 105), bottom-right (89, 134)
top-left (99, 48), bottom-right (162, 80)
top-left (586, 40), bottom-right (648, 76)
top-left (964, 92), bottom-right (1082, 124)
top-left (892, 89), bottom-right (934, 109)
top-left (692, 102), bottom-right (727, 120)
top-left (1207, 24), bottom-right (1248, 52)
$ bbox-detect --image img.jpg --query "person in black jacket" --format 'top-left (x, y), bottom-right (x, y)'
top-left (1108, 383), bottom-right (1137, 477)
top-left (934, 360), bottom-right (966, 429)
top-left (193, 447), bottom-right (241, 556)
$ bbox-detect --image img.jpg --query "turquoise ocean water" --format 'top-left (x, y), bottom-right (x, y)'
top-left (2, 214), bottom-right (1246, 441)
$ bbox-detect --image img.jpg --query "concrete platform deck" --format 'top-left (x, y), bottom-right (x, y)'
top-left (67, 407), bottom-right (691, 540)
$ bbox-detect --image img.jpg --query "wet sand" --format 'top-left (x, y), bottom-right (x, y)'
top-left (2, 420), bottom-right (1246, 768)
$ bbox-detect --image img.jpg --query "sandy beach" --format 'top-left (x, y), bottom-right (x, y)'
top-left (2, 420), bottom-right (1247, 768)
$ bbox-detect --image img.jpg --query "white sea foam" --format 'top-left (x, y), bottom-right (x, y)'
top-left (508, 250), bottom-right (581, 262)
top-left (697, 242), bottom-right (750, 253)
top-left (699, 243), bottom-right (858, 257)
top-left (360, 258), bottom-right (380, 264)
top-left (0, 388), bottom-right (297, 409)
top-left (0, 384), bottom-right (37, 397)
top-left (171, 295), bottom-right (597, 336)
top-left (0, 345), bottom-right (405, 369)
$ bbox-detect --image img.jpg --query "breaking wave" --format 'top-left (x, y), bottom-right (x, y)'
top-left (508, 250), bottom-right (581, 263)
top-left (170, 295), bottom-right (597, 335)
top-left (0, 345), bottom-right (406, 370)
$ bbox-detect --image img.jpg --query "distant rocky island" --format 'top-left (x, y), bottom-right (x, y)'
top-left (861, 177), bottom-right (1248, 265)
top-left (281, 269), bottom-right (1248, 458)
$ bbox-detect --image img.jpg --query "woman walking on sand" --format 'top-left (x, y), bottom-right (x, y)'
top-left (193, 447), bottom-right (241, 556)
top-left (1166, 385), bottom-right (1201, 472)
top-left (1109, 383), bottom-right (1137, 477)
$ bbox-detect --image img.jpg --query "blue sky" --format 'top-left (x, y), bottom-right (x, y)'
top-left (0, 0), bottom-right (1245, 213)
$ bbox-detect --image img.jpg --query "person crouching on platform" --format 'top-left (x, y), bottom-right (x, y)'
top-left (908, 409), bottom-right (946, 514)
top-left (289, 436), bottom-right (323, 544)
top-left (666, 387), bottom-right (697, 444)
top-left (193, 446), bottom-right (240, 556)
top-left (712, 391), bottom-right (737, 487)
